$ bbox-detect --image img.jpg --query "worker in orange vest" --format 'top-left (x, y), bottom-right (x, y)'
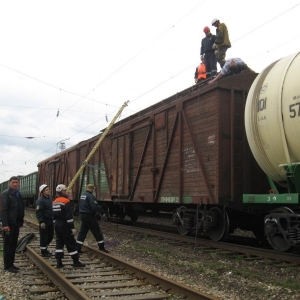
top-left (194, 57), bottom-right (206, 83)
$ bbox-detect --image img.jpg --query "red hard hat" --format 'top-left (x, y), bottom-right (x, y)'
top-left (203, 26), bottom-right (210, 33)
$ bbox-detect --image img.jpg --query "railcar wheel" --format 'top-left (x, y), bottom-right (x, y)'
top-left (267, 207), bottom-right (293, 252)
top-left (176, 206), bottom-right (189, 236)
top-left (207, 207), bottom-right (229, 241)
top-left (130, 211), bottom-right (139, 223)
top-left (118, 211), bottom-right (126, 220)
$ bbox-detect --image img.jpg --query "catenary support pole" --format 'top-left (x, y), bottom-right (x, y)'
top-left (67, 100), bottom-right (129, 191)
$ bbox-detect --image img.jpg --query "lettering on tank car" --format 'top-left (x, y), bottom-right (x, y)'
top-left (260, 83), bottom-right (268, 94)
top-left (257, 97), bottom-right (267, 112)
top-left (289, 102), bottom-right (300, 118)
top-left (267, 195), bottom-right (277, 202)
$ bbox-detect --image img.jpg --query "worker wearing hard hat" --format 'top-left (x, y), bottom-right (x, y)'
top-left (208, 58), bottom-right (255, 85)
top-left (52, 184), bottom-right (85, 268)
top-left (211, 18), bottom-right (231, 68)
top-left (35, 184), bottom-right (54, 257)
top-left (200, 26), bottom-right (217, 78)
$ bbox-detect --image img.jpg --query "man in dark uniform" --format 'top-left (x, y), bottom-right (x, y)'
top-left (0, 176), bottom-right (25, 273)
top-left (52, 184), bottom-right (85, 268)
top-left (76, 183), bottom-right (109, 253)
top-left (35, 184), bottom-right (54, 257)
top-left (200, 26), bottom-right (217, 78)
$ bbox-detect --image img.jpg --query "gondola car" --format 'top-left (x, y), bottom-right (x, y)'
top-left (38, 72), bottom-right (269, 236)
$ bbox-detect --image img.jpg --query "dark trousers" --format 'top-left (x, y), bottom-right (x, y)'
top-left (54, 220), bottom-right (78, 259)
top-left (3, 224), bottom-right (20, 269)
top-left (39, 221), bottom-right (54, 253)
top-left (204, 52), bottom-right (217, 77)
top-left (216, 46), bottom-right (229, 68)
top-left (77, 213), bottom-right (104, 250)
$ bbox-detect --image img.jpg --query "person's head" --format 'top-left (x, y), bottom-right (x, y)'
top-left (9, 176), bottom-right (19, 190)
top-left (229, 59), bottom-right (238, 73)
top-left (39, 184), bottom-right (50, 196)
top-left (56, 184), bottom-right (68, 196)
top-left (86, 183), bottom-right (95, 192)
top-left (211, 18), bottom-right (220, 27)
top-left (203, 26), bottom-right (210, 36)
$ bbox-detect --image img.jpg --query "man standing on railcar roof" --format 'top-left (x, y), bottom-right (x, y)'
top-left (0, 176), bottom-right (25, 273)
top-left (52, 184), bottom-right (85, 268)
top-left (76, 183), bottom-right (110, 254)
top-left (211, 18), bottom-right (231, 68)
top-left (200, 26), bottom-right (217, 78)
top-left (35, 184), bottom-right (54, 257)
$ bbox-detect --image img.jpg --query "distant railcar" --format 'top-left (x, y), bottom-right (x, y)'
top-left (0, 179), bottom-right (9, 194)
top-left (19, 171), bottom-right (38, 207)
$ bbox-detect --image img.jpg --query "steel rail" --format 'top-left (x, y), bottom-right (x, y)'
top-left (107, 222), bottom-right (300, 264)
top-left (25, 246), bottom-right (90, 299)
top-left (83, 245), bottom-right (221, 300)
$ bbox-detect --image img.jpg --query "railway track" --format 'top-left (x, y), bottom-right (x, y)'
top-left (1, 221), bottom-right (220, 300)
top-left (108, 221), bottom-right (300, 265)
top-left (25, 208), bottom-right (300, 264)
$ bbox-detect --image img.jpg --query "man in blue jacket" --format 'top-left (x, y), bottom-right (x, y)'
top-left (0, 176), bottom-right (25, 273)
top-left (35, 184), bottom-right (54, 257)
top-left (76, 183), bottom-right (109, 253)
top-left (200, 26), bottom-right (217, 78)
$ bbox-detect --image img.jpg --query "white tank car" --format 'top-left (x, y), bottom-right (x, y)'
top-left (245, 52), bottom-right (300, 186)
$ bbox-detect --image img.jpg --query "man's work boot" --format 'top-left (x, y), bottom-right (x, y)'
top-left (99, 245), bottom-right (110, 253)
top-left (72, 258), bottom-right (86, 268)
top-left (56, 258), bottom-right (64, 268)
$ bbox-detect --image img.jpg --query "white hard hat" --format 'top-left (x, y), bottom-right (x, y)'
top-left (39, 184), bottom-right (48, 193)
top-left (212, 18), bottom-right (219, 25)
top-left (56, 184), bottom-right (67, 192)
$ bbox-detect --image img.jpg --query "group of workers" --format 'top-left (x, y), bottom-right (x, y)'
top-left (194, 18), bottom-right (255, 84)
top-left (0, 176), bottom-right (109, 273)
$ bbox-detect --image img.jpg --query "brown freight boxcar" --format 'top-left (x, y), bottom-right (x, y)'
top-left (38, 72), bottom-right (269, 242)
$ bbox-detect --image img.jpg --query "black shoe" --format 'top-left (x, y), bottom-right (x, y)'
top-left (12, 265), bottom-right (20, 270)
top-left (56, 259), bottom-right (64, 268)
top-left (72, 261), bottom-right (86, 268)
top-left (42, 252), bottom-right (52, 257)
top-left (99, 247), bottom-right (110, 253)
top-left (4, 267), bottom-right (18, 273)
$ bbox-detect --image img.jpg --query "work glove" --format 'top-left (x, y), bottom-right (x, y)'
top-left (101, 214), bottom-right (107, 222)
top-left (40, 222), bottom-right (46, 229)
top-left (212, 43), bottom-right (217, 50)
top-left (71, 229), bottom-right (77, 236)
top-left (200, 55), bottom-right (204, 60)
top-left (214, 50), bottom-right (219, 55)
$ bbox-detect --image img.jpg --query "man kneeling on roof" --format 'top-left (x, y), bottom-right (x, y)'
top-left (209, 58), bottom-right (255, 85)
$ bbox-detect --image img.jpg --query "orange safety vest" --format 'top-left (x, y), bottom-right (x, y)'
top-left (197, 63), bottom-right (206, 80)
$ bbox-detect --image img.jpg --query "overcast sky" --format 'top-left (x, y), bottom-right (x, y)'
top-left (1, 0), bottom-right (300, 182)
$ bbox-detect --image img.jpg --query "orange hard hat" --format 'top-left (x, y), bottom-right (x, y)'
top-left (203, 26), bottom-right (210, 33)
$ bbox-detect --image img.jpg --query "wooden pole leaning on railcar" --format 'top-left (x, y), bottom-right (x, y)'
top-left (66, 100), bottom-right (130, 191)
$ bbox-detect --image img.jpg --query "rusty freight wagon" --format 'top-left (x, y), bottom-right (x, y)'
top-left (37, 72), bottom-right (269, 242)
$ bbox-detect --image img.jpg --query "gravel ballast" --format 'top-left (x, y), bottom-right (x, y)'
top-left (1, 211), bottom-right (300, 300)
